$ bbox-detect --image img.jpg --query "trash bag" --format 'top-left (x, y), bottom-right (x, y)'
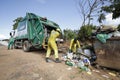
top-left (90, 55), bottom-right (97, 63)
top-left (77, 48), bottom-right (83, 53)
top-left (67, 52), bottom-right (73, 60)
top-left (96, 34), bottom-right (110, 43)
top-left (83, 49), bottom-right (91, 57)
top-left (83, 58), bottom-right (90, 66)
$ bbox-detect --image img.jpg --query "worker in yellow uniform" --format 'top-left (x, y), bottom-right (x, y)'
top-left (69, 38), bottom-right (81, 60)
top-left (69, 38), bottom-right (81, 53)
top-left (46, 28), bottom-right (61, 63)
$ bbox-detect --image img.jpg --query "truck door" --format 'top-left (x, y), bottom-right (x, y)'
top-left (27, 13), bottom-right (44, 47)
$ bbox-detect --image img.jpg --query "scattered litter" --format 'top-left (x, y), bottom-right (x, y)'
top-left (109, 72), bottom-right (116, 77)
top-left (87, 71), bottom-right (92, 75)
top-left (67, 67), bottom-right (72, 70)
top-left (61, 55), bottom-right (67, 61)
top-left (102, 75), bottom-right (109, 79)
top-left (77, 56), bottom-right (91, 72)
top-left (83, 49), bottom-right (91, 57)
top-left (74, 65), bottom-right (77, 68)
top-left (77, 60), bottom-right (84, 68)
top-left (67, 52), bottom-right (73, 60)
top-left (92, 70), bottom-right (100, 73)
top-left (65, 60), bottom-right (73, 66)
top-left (63, 50), bottom-right (91, 73)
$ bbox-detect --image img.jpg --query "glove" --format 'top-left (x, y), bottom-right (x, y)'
top-left (69, 49), bottom-right (72, 53)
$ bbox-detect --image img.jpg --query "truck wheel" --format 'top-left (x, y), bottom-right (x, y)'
top-left (23, 41), bottom-right (30, 52)
top-left (14, 41), bottom-right (18, 49)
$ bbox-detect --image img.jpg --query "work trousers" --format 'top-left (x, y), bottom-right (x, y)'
top-left (8, 41), bottom-right (14, 49)
top-left (46, 41), bottom-right (58, 58)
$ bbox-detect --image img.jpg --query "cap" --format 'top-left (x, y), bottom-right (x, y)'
top-left (56, 28), bottom-right (61, 33)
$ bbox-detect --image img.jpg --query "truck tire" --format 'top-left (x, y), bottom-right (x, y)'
top-left (14, 41), bottom-right (18, 49)
top-left (23, 41), bottom-right (30, 52)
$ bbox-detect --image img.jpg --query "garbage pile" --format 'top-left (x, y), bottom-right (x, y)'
top-left (61, 48), bottom-right (94, 74)
top-left (92, 25), bottom-right (120, 43)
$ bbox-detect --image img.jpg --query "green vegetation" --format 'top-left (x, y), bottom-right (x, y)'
top-left (63, 25), bottom-right (96, 41)
top-left (78, 25), bottom-right (96, 41)
top-left (12, 17), bottom-right (23, 30)
top-left (63, 29), bottom-right (78, 40)
top-left (102, 0), bottom-right (120, 19)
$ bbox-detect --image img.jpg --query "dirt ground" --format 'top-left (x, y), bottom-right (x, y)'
top-left (0, 44), bottom-right (120, 80)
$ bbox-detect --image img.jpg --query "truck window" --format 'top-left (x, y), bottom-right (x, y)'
top-left (17, 20), bottom-right (26, 31)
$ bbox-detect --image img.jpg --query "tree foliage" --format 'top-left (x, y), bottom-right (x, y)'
top-left (77, 0), bottom-right (120, 26)
top-left (63, 29), bottom-right (78, 41)
top-left (12, 17), bottom-right (23, 30)
top-left (97, 13), bottom-right (105, 24)
top-left (102, 0), bottom-right (120, 19)
top-left (78, 25), bottom-right (96, 41)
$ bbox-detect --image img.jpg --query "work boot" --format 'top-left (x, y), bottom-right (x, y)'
top-left (55, 58), bottom-right (61, 63)
top-left (46, 58), bottom-right (51, 62)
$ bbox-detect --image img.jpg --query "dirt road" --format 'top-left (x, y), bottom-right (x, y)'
top-left (0, 45), bottom-right (119, 80)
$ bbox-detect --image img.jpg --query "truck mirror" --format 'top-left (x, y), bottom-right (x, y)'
top-left (10, 32), bottom-right (12, 36)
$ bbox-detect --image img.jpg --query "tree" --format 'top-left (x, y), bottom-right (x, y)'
top-left (63, 29), bottom-right (78, 41)
top-left (102, 0), bottom-right (120, 19)
top-left (76, 0), bottom-right (105, 26)
top-left (97, 13), bottom-right (105, 24)
top-left (78, 24), bottom-right (96, 41)
top-left (13, 17), bottom-right (23, 30)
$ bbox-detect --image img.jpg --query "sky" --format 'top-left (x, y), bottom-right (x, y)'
top-left (0, 0), bottom-right (120, 39)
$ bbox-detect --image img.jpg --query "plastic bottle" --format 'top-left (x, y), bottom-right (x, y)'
top-left (65, 61), bottom-right (73, 66)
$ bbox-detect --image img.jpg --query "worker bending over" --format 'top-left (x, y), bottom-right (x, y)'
top-left (46, 28), bottom-right (61, 63)
top-left (69, 38), bottom-right (81, 60)
top-left (69, 38), bottom-right (81, 54)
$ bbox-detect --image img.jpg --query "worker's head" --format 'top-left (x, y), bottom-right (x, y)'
top-left (73, 38), bottom-right (78, 43)
top-left (56, 28), bottom-right (61, 33)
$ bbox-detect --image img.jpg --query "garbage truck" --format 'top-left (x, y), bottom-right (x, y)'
top-left (13, 13), bottom-right (62, 52)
